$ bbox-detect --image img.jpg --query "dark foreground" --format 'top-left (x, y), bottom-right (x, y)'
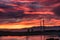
top-left (0, 26), bottom-right (60, 36)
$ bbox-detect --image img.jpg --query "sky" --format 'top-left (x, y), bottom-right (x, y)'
top-left (0, 0), bottom-right (60, 29)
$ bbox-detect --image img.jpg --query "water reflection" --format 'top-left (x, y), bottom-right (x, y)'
top-left (0, 35), bottom-right (60, 40)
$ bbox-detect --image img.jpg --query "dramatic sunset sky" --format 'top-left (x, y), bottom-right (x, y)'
top-left (0, 0), bottom-right (60, 29)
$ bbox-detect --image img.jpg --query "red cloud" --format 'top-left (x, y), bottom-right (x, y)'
top-left (0, 0), bottom-right (60, 29)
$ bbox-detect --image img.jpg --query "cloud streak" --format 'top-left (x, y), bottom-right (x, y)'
top-left (0, 0), bottom-right (60, 29)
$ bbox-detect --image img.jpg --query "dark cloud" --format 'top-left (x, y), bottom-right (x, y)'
top-left (0, 1), bottom-right (26, 19)
top-left (42, 0), bottom-right (60, 6)
top-left (27, 3), bottom-right (43, 12)
top-left (53, 6), bottom-right (60, 17)
top-left (0, 10), bottom-right (25, 18)
top-left (13, 2), bottom-right (26, 5)
top-left (7, 10), bottom-right (25, 18)
top-left (0, 18), bottom-right (23, 24)
top-left (0, 4), bottom-right (15, 9)
top-left (0, 10), bottom-right (25, 24)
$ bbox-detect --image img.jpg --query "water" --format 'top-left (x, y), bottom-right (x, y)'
top-left (0, 35), bottom-right (60, 40)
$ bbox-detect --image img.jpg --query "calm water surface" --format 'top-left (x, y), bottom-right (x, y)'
top-left (0, 35), bottom-right (60, 40)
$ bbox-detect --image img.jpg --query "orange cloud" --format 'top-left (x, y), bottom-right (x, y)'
top-left (25, 12), bottom-right (54, 15)
top-left (0, 19), bottom-right (60, 29)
